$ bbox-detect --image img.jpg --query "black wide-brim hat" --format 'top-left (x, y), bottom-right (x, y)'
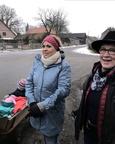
top-left (91, 31), bottom-right (115, 53)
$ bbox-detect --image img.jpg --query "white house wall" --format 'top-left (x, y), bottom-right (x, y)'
top-left (0, 21), bottom-right (15, 39)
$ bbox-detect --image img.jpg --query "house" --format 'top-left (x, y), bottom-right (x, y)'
top-left (15, 27), bottom-right (56, 42)
top-left (16, 28), bottom-right (87, 46)
top-left (0, 19), bottom-right (16, 42)
top-left (58, 33), bottom-right (87, 45)
top-left (15, 27), bottom-right (56, 49)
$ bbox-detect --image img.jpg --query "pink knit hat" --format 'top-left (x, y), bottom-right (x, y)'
top-left (17, 79), bottom-right (26, 89)
top-left (42, 36), bottom-right (60, 50)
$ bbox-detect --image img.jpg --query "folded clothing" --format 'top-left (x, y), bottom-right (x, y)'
top-left (0, 101), bottom-right (14, 118)
top-left (13, 97), bottom-right (27, 114)
top-left (0, 96), bottom-right (27, 118)
top-left (2, 95), bottom-right (16, 105)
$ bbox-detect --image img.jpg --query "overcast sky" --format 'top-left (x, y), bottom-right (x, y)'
top-left (1, 0), bottom-right (115, 37)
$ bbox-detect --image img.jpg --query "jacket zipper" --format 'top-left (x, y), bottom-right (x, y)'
top-left (39, 68), bottom-right (45, 130)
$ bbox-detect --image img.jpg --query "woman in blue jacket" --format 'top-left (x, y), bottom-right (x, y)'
top-left (26, 35), bottom-right (71, 144)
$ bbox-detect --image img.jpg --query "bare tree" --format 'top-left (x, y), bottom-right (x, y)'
top-left (0, 4), bottom-right (25, 34)
top-left (53, 9), bottom-right (69, 35)
top-left (35, 8), bottom-right (69, 35)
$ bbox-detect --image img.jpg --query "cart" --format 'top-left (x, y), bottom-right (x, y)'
top-left (0, 104), bottom-right (29, 135)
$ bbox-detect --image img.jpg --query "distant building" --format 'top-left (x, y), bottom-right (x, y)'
top-left (0, 19), bottom-right (16, 42)
top-left (15, 27), bottom-right (56, 42)
top-left (59, 33), bottom-right (87, 45)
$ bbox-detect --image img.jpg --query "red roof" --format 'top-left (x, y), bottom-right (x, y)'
top-left (26, 27), bottom-right (55, 34)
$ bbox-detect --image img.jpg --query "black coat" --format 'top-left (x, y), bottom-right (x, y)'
top-left (9, 88), bottom-right (25, 97)
top-left (74, 62), bottom-right (115, 144)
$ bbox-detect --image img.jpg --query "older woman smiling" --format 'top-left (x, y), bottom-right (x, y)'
top-left (73, 31), bottom-right (115, 144)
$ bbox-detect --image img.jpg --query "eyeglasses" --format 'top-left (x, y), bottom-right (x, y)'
top-left (99, 48), bottom-right (115, 55)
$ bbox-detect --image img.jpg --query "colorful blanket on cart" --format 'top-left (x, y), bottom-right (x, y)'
top-left (0, 101), bottom-right (14, 118)
top-left (0, 96), bottom-right (27, 118)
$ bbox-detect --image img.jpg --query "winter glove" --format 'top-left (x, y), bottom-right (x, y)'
top-left (30, 102), bottom-right (37, 107)
top-left (28, 104), bottom-right (43, 118)
top-left (25, 102), bottom-right (37, 119)
top-left (25, 102), bottom-right (45, 119)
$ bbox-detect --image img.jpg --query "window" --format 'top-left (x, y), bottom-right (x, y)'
top-left (3, 32), bottom-right (6, 36)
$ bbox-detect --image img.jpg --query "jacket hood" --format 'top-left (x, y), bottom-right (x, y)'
top-left (60, 49), bottom-right (65, 59)
top-left (35, 53), bottom-right (41, 60)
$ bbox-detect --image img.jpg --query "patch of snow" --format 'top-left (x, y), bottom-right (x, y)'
top-left (73, 46), bottom-right (99, 56)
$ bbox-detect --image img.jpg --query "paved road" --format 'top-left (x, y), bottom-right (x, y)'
top-left (0, 46), bottom-right (99, 99)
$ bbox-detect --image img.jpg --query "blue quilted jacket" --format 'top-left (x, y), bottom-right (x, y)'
top-left (26, 53), bottom-right (71, 136)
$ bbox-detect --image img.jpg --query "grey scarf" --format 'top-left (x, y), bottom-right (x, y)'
top-left (41, 51), bottom-right (61, 67)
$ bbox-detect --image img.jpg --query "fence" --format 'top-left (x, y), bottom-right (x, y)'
top-left (0, 42), bottom-right (22, 50)
top-left (0, 42), bottom-right (42, 50)
top-left (0, 42), bottom-right (74, 50)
